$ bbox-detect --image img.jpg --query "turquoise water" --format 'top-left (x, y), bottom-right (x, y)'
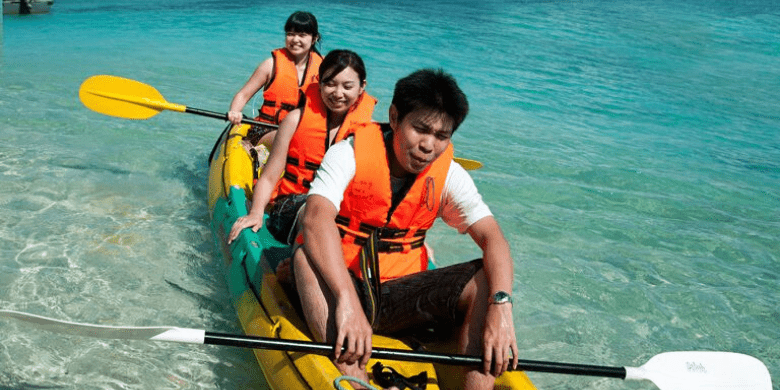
top-left (2, 0), bottom-right (778, 389)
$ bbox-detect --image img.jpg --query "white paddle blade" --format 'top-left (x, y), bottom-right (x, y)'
top-left (0, 310), bottom-right (205, 344)
top-left (625, 351), bottom-right (772, 390)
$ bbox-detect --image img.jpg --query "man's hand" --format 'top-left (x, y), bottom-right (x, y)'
top-left (482, 301), bottom-right (518, 377)
top-left (333, 295), bottom-right (373, 370)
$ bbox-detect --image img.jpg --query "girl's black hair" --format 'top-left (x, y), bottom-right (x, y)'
top-left (319, 49), bottom-right (367, 85)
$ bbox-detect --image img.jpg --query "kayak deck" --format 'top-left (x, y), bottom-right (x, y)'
top-left (207, 123), bottom-right (537, 389)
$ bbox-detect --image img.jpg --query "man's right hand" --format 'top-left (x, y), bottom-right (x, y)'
top-left (333, 295), bottom-right (373, 370)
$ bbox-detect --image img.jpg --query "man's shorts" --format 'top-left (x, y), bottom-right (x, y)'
top-left (354, 259), bottom-right (484, 336)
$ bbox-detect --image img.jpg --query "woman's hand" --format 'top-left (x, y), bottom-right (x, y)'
top-left (227, 212), bottom-right (264, 244)
top-left (227, 110), bottom-right (243, 125)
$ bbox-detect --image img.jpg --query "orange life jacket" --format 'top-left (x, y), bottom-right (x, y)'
top-left (336, 123), bottom-right (454, 282)
top-left (256, 48), bottom-right (323, 124)
top-left (274, 83), bottom-right (377, 198)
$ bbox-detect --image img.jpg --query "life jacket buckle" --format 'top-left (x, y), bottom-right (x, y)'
top-left (371, 362), bottom-right (428, 390)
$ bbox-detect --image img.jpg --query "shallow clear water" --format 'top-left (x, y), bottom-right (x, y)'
top-left (1, 0), bottom-right (778, 389)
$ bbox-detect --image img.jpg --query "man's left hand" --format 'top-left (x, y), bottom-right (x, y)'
top-left (482, 303), bottom-right (518, 377)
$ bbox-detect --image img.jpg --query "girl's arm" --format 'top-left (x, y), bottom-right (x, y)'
top-left (228, 57), bottom-right (274, 124)
top-left (227, 109), bottom-right (301, 243)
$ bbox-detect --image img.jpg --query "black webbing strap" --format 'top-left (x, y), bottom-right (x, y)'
top-left (281, 171), bottom-right (312, 189)
top-left (359, 230), bottom-right (381, 326)
top-left (258, 100), bottom-right (296, 123)
top-left (351, 235), bottom-right (425, 253)
top-left (256, 111), bottom-right (276, 123)
top-left (336, 216), bottom-right (427, 253)
top-left (285, 156), bottom-right (320, 171)
top-left (261, 100), bottom-right (296, 112)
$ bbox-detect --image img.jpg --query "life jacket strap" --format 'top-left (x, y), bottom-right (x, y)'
top-left (336, 216), bottom-right (427, 239)
top-left (348, 235), bottom-right (425, 253)
top-left (281, 156), bottom-right (320, 189)
top-left (336, 216), bottom-right (427, 253)
top-left (259, 100), bottom-right (297, 123)
top-left (256, 111), bottom-right (276, 123)
top-left (261, 99), bottom-right (297, 112)
top-left (282, 171), bottom-right (312, 189)
top-left (359, 230), bottom-right (381, 326)
top-left (286, 156), bottom-right (321, 171)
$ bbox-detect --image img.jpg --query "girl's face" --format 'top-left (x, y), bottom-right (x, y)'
top-left (319, 67), bottom-right (365, 116)
top-left (285, 31), bottom-right (315, 57)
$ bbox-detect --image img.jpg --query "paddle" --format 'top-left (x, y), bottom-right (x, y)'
top-left (79, 74), bottom-right (273, 126)
top-left (78, 75), bottom-right (484, 170)
top-left (452, 157), bottom-right (482, 170)
top-left (1, 310), bottom-right (771, 389)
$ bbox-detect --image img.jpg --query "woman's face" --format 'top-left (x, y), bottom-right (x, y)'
top-left (319, 67), bottom-right (365, 116)
top-left (285, 31), bottom-right (315, 57)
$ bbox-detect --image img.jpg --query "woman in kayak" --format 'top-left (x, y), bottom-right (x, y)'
top-left (227, 49), bottom-right (376, 245)
top-left (227, 11), bottom-right (322, 147)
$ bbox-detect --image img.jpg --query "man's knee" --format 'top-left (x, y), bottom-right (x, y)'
top-left (458, 268), bottom-right (488, 310)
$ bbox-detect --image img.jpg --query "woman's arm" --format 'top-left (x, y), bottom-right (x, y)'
top-left (227, 109), bottom-right (302, 243)
top-left (228, 57), bottom-right (274, 124)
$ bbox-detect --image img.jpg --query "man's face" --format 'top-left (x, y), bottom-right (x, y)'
top-left (390, 106), bottom-right (453, 175)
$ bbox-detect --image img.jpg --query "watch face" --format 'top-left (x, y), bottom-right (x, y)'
top-left (492, 291), bottom-right (512, 304)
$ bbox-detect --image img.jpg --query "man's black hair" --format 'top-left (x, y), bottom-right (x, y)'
top-left (391, 69), bottom-right (469, 132)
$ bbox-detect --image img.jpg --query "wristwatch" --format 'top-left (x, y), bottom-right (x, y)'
top-left (488, 291), bottom-right (513, 305)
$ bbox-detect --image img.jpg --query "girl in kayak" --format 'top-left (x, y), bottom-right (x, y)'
top-left (227, 11), bottom-right (322, 147)
top-left (227, 49), bottom-right (376, 245)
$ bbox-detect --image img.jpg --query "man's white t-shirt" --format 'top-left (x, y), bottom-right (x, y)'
top-left (307, 137), bottom-right (492, 234)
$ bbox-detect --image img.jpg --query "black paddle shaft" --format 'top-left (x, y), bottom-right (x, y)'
top-left (203, 332), bottom-right (627, 379)
top-left (184, 107), bottom-right (278, 128)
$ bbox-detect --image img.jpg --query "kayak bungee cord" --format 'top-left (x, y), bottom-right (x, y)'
top-left (333, 376), bottom-right (380, 390)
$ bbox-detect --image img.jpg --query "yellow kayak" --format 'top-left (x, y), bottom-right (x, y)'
top-left (207, 123), bottom-right (537, 390)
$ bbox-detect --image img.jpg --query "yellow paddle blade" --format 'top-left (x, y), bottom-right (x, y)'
top-left (454, 157), bottom-right (483, 170)
top-left (79, 75), bottom-right (187, 119)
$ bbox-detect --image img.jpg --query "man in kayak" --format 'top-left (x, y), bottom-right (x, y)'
top-left (292, 69), bottom-right (518, 389)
